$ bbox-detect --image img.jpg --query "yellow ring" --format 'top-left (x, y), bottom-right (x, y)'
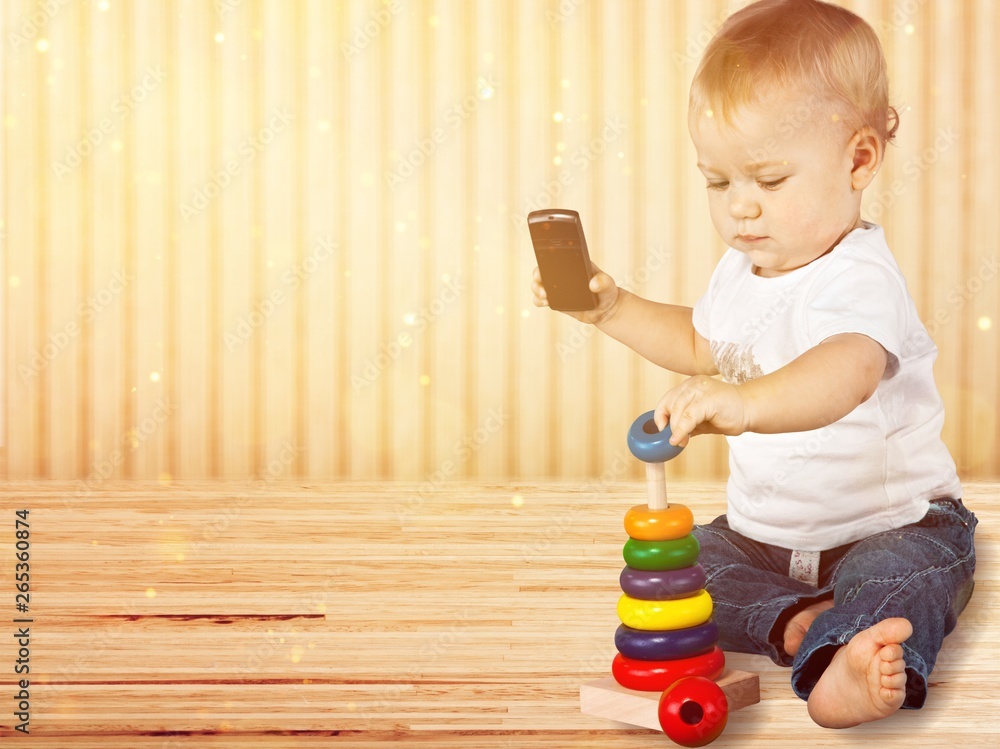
top-left (624, 504), bottom-right (694, 541)
top-left (617, 590), bottom-right (713, 631)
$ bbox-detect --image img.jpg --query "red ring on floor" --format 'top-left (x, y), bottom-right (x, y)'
top-left (611, 645), bottom-right (725, 692)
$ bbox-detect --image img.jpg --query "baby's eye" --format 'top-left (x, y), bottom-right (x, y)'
top-left (705, 181), bottom-right (729, 191)
top-left (758, 177), bottom-right (788, 190)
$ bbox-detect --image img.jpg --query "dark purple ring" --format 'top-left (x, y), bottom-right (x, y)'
top-left (620, 564), bottom-right (707, 600)
top-left (615, 620), bottom-right (719, 661)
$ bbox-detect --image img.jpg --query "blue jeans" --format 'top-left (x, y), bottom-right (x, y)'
top-left (693, 497), bottom-right (978, 708)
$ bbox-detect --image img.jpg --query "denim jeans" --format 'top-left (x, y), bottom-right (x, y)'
top-left (692, 497), bottom-right (978, 708)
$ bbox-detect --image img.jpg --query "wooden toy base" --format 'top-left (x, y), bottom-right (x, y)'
top-left (580, 669), bottom-right (760, 732)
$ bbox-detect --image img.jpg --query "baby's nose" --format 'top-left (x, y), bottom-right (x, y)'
top-left (727, 190), bottom-right (761, 220)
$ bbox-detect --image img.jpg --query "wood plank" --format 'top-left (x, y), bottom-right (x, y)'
top-left (0, 480), bottom-right (996, 746)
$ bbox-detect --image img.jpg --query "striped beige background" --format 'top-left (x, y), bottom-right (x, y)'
top-left (1, 0), bottom-right (997, 483)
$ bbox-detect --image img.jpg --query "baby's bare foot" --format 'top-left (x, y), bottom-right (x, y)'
top-left (807, 617), bottom-right (913, 728)
top-left (783, 598), bottom-right (835, 656)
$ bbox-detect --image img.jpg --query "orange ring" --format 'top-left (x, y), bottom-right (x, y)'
top-left (624, 504), bottom-right (694, 541)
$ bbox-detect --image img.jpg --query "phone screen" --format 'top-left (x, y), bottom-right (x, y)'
top-left (528, 210), bottom-right (597, 311)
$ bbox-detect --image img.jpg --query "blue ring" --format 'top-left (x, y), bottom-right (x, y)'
top-left (620, 564), bottom-right (707, 601)
top-left (615, 621), bottom-right (719, 661)
top-left (627, 410), bottom-right (684, 463)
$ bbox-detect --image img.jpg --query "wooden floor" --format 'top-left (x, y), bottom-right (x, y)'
top-left (0, 480), bottom-right (996, 748)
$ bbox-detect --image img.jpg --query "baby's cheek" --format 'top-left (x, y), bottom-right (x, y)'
top-left (778, 193), bottom-right (826, 237)
top-left (707, 198), bottom-right (731, 234)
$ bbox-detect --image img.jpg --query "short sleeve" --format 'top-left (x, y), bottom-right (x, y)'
top-left (805, 259), bottom-right (908, 365)
top-left (692, 289), bottom-right (711, 340)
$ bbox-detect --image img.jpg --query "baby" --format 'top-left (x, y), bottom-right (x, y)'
top-left (531, 0), bottom-right (977, 729)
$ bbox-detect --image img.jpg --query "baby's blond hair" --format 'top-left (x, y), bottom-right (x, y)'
top-left (690, 0), bottom-right (899, 147)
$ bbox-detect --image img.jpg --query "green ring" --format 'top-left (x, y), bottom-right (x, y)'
top-left (623, 534), bottom-right (700, 571)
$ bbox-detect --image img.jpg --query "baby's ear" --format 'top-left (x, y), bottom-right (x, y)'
top-left (850, 127), bottom-right (882, 191)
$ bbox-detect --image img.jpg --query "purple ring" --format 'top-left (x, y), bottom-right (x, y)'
top-left (619, 564), bottom-right (707, 600)
top-left (615, 621), bottom-right (719, 661)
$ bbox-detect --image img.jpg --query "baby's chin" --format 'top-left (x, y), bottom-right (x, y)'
top-left (734, 244), bottom-right (822, 278)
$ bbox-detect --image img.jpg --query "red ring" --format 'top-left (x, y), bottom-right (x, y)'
top-left (611, 646), bottom-right (725, 692)
top-left (658, 676), bottom-right (729, 747)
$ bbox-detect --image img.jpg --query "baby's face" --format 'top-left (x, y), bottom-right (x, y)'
top-left (689, 92), bottom-right (865, 277)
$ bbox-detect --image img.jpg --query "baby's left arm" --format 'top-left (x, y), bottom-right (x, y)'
top-left (654, 333), bottom-right (888, 445)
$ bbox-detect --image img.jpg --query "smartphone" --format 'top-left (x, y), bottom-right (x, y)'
top-left (527, 209), bottom-right (598, 311)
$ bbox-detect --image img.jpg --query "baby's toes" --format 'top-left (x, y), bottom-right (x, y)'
top-left (880, 670), bottom-right (906, 690)
top-left (879, 653), bottom-right (905, 676)
top-left (878, 643), bottom-right (904, 663)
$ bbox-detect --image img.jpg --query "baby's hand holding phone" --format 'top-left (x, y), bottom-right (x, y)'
top-left (527, 208), bottom-right (621, 325)
top-left (531, 263), bottom-right (621, 325)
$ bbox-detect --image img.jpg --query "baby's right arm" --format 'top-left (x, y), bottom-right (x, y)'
top-left (531, 264), bottom-right (715, 376)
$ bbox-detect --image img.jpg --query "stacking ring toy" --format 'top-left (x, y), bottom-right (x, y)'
top-left (624, 503), bottom-right (694, 541)
top-left (611, 646), bottom-right (725, 692)
top-left (619, 564), bottom-right (707, 600)
top-left (617, 590), bottom-right (713, 631)
top-left (615, 621), bottom-right (719, 661)
top-left (623, 535), bottom-right (700, 571)
top-left (658, 676), bottom-right (729, 747)
top-left (627, 410), bottom-right (684, 463)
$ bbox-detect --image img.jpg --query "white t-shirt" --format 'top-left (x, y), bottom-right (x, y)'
top-left (692, 222), bottom-right (962, 551)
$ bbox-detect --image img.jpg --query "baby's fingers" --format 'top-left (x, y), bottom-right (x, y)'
top-left (653, 402), bottom-right (671, 432)
top-left (530, 267), bottom-right (549, 306)
top-left (654, 394), bottom-right (694, 447)
top-left (589, 271), bottom-right (613, 294)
